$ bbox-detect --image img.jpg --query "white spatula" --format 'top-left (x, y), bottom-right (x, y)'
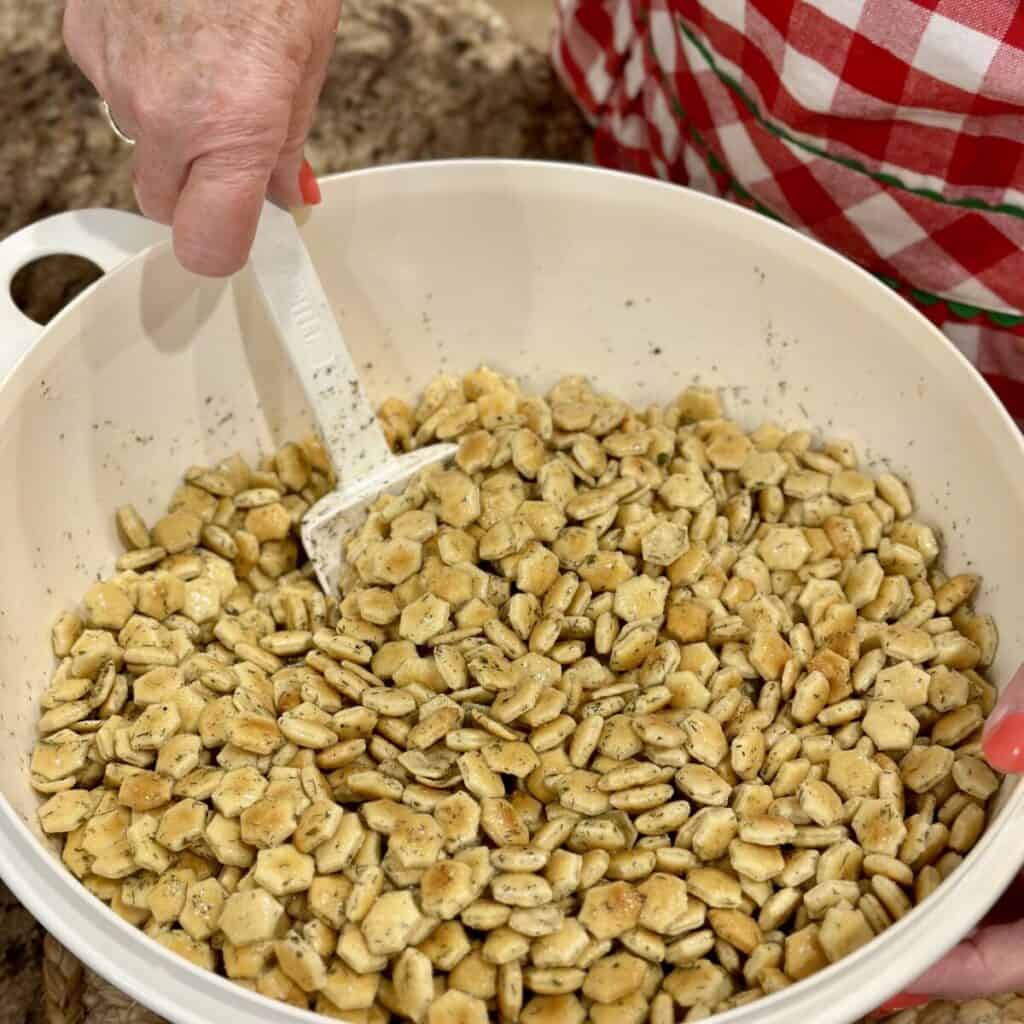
top-left (248, 201), bottom-right (455, 597)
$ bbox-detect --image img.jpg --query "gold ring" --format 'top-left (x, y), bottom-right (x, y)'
top-left (100, 99), bottom-right (136, 146)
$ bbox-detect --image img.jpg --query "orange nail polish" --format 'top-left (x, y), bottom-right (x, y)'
top-left (869, 994), bottom-right (930, 1018)
top-left (299, 160), bottom-right (322, 206)
top-left (983, 711), bottom-right (1024, 773)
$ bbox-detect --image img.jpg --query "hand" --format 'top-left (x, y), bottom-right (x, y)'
top-left (876, 666), bottom-right (1024, 1013)
top-left (64, 0), bottom-right (342, 276)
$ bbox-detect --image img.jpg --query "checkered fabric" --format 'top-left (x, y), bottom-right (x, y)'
top-left (553, 0), bottom-right (1024, 420)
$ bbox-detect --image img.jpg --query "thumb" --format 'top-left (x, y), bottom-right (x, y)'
top-left (982, 663), bottom-right (1024, 773)
top-left (173, 149), bottom-right (274, 277)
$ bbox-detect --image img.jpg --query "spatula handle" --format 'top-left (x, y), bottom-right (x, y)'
top-left (249, 201), bottom-right (394, 480)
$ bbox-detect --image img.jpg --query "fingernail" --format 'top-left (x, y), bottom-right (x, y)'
top-left (983, 711), bottom-right (1024, 772)
top-left (299, 160), bottom-right (322, 206)
top-left (982, 664), bottom-right (1024, 772)
top-left (868, 994), bottom-right (930, 1017)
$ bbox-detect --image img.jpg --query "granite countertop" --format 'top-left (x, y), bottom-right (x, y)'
top-left (1, 0), bottom-right (586, 325)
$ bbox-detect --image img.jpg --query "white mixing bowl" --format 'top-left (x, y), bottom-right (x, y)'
top-left (0, 161), bottom-right (1020, 1024)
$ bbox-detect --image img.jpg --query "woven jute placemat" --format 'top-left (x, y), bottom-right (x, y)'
top-left (1, 1), bottom-right (1019, 1022)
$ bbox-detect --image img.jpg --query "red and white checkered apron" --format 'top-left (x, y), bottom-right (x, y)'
top-left (553, 0), bottom-right (1024, 421)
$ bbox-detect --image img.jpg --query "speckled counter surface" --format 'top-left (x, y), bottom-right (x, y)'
top-left (0, 3), bottom-right (1020, 1024)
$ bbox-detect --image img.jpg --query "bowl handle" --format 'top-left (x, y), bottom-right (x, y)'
top-left (0, 209), bottom-right (167, 380)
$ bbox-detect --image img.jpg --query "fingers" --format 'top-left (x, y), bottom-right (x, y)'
top-left (62, 0), bottom-right (106, 91)
top-left (172, 151), bottom-right (275, 277)
top-left (903, 919), bottom-right (1024, 1000)
top-left (982, 663), bottom-right (1024, 773)
top-left (265, 79), bottom-right (326, 209)
top-left (267, 124), bottom-right (316, 211)
top-left (267, 4), bottom-right (338, 208)
top-left (64, 0), bottom-right (337, 276)
top-left (871, 994), bottom-right (930, 1017)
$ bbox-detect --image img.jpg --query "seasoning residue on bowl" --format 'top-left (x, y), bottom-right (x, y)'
top-left (30, 368), bottom-right (1002, 1023)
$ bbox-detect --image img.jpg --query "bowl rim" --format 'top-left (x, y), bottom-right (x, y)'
top-left (2, 157), bottom-right (1022, 1024)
